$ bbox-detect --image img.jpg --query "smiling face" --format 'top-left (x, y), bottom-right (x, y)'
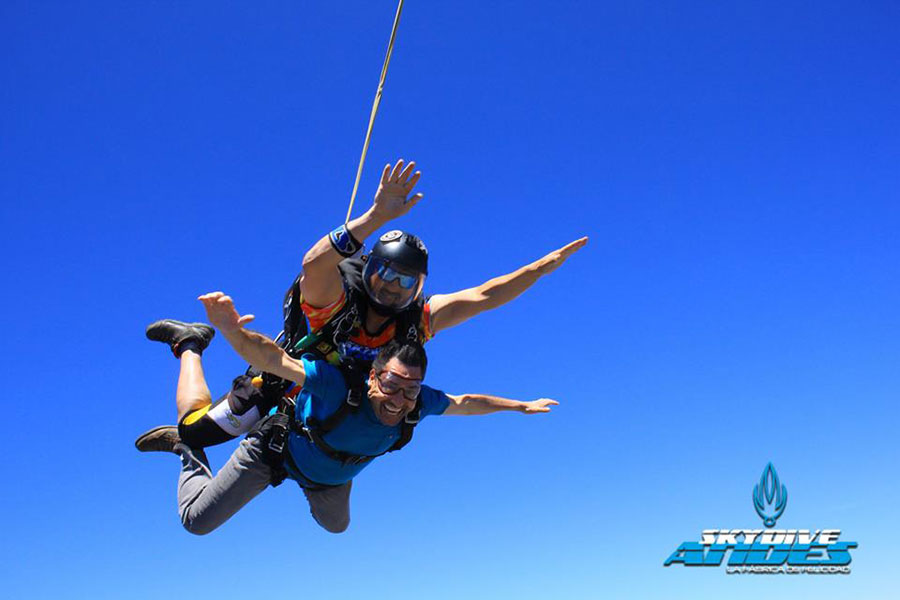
top-left (367, 357), bottom-right (423, 426)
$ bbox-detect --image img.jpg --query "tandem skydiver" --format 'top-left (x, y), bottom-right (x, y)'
top-left (136, 158), bottom-right (587, 450)
top-left (141, 293), bottom-right (558, 534)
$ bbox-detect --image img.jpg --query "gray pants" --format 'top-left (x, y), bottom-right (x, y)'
top-left (176, 429), bottom-right (352, 534)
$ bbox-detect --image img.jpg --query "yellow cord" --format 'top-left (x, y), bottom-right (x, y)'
top-left (345, 0), bottom-right (405, 224)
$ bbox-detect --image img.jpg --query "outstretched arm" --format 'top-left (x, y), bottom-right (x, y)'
top-left (443, 394), bottom-right (558, 416)
top-left (300, 159), bottom-right (424, 307)
top-left (198, 292), bottom-right (307, 386)
top-left (428, 237), bottom-right (588, 335)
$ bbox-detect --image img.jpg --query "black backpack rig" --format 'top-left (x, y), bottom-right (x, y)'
top-left (248, 258), bottom-right (425, 424)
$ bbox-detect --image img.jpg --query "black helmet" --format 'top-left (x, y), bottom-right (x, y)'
top-left (362, 230), bottom-right (428, 314)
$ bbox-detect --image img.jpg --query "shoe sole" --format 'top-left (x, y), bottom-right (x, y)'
top-left (135, 425), bottom-right (179, 451)
top-left (146, 319), bottom-right (215, 345)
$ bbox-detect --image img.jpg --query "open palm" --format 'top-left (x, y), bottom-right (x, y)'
top-left (372, 158), bottom-right (424, 220)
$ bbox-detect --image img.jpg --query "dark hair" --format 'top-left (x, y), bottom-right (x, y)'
top-left (371, 340), bottom-right (428, 376)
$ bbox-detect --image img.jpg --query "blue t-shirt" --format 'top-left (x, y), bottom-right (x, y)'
top-left (286, 356), bottom-right (450, 486)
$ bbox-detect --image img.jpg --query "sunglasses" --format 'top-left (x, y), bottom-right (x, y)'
top-left (375, 262), bottom-right (420, 290)
top-left (375, 370), bottom-right (422, 400)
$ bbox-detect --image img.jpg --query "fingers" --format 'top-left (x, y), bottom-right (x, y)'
top-left (540, 237), bottom-right (588, 272)
top-left (398, 160), bottom-right (416, 184)
top-left (384, 159), bottom-right (421, 186)
top-left (405, 192), bottom-right (424, 207)
top-left (559, 237), bottom-right (589, 255)
top-left (527, 398), bottom-right (559, 413)
top-left (405, 169), bottom-right (421, 190)
top-left (237, 314), bottom-right (255, 326)
top-left (389, 159), bottom-right (405, 182)
top-left (198, 291), bottom-right (237, 314)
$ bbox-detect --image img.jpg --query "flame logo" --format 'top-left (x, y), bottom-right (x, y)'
top-left (753, 462), bottom-right (788, 528)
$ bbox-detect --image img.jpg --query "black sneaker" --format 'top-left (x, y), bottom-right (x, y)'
top-left (146, 319), bottom-right (215, 357)
top-left (134, 425), bottom-right (181, 453)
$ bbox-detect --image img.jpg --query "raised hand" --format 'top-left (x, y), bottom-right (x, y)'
top-left (197, 292), bottom-right (255, 334)
top-left (521, 398), bottom-right (559, 414)
top-left (372, 158), bottom-right (424, 221)
top-left (534, 237), bottom-right (588, 275)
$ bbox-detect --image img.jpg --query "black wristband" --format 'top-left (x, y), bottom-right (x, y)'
top-left (328, 224), bottom-right (363, 257)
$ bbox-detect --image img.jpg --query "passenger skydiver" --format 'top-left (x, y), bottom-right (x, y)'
top-left (139, 293), bottom-right (558, 534)
top-left (136, 158), bottom-right (587, 451)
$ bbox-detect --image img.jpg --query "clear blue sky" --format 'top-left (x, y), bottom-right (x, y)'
top-left (1, 1), bottom-right (897, 598)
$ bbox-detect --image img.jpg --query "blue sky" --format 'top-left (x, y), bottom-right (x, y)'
top-left (1, 1), bottom-right (898, 598)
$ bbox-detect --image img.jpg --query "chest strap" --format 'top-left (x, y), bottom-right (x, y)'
top-left (298, 397), bottom-right (422, 466)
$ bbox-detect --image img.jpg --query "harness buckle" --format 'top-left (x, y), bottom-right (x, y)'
top-left (267, 397), bottom-right (296, 454)
top-left (346, 388), bottom-right (362, 408)
top-left (297, 423), bottom-right (315, 444)
top-left (267, 413), bottom-right (290, 454)
top-left (332, 304), bottom-right (359, 346)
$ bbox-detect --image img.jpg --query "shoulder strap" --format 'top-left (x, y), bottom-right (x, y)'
top-left (284, 273), bottom-right (361, 359)
top-left (309, 361), bottom-right (367, 433)
top-left (393, 295), bottom-right (425, 343)
top-left (388, 397), bottom-right (422, 453)
top-left (280, 272), bottom-right (308, 352)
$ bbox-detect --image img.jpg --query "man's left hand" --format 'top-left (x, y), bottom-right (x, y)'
top-left (534, 237), bottom-right (589, 275)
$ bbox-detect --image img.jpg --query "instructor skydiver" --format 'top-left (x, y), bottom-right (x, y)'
top-left (139, 293), bottom-right (558, 534)
top-left (137, 158), bottom-right (587, 450)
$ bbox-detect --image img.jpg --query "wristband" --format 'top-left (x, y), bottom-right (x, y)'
top-left (329, 224), bottom-right (363, 257)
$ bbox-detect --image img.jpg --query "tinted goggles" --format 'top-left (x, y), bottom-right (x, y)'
top-left (374, 262), bottom-right (420, 290)
top-left (375, 371), bottom-right (422, 400)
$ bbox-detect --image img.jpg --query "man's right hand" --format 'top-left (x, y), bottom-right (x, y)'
top-left (198, 292), bottom-right (255, 335)
top-left (371, 158), bottom-right (424, 221)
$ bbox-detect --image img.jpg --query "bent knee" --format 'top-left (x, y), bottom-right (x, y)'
top-left (180, 512), bottom-right (220, 536)
top-left (319, 516), bottom-right (350, 534)
top-left (179, 412), bottom-right (236, 448)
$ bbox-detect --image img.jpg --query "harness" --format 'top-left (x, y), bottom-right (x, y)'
top-left (251, 258), bottom-right (425, 409)
top-left (260, 259), bottom-right (426, 481)
top-left (282, 258), bottom-right (424, 364)
top-left (266, 362), bottom-right (422, 476)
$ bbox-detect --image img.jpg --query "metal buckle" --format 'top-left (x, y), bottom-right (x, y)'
top-left (268, 430), bottom-right (286, 454)
top-left (267, 415), bottom-right (289, 454)
top-left (298, 423), bottom-right (315, 444)
top-left (332, 304), bottom-right (359, 346)
top-left (267, 399), bottom-right (297, 454)
top-left (346, 388), bottom-right (362, 408)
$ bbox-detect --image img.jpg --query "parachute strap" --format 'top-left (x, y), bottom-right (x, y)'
top-left (296, 361), bottom-right (420, 466)
top-left (345, 0), bottom-right (406, 224)
top-left (390, 399), bottom-right (421, 453)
